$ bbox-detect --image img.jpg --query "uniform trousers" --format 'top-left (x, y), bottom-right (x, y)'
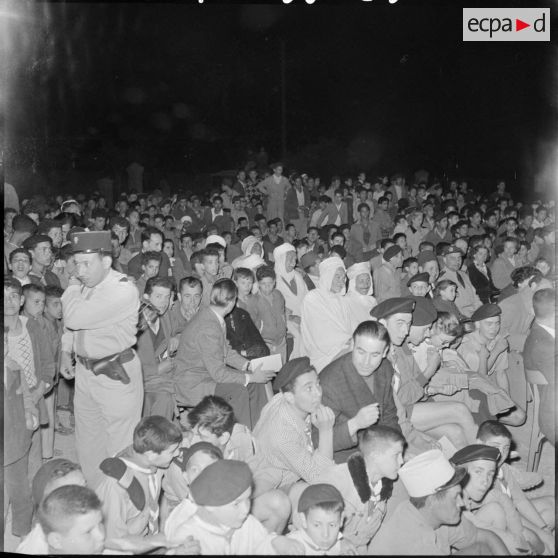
top-left (74, 354), bottom-right (143, 488)
top-left (4, 452), bottom-right (33, 537)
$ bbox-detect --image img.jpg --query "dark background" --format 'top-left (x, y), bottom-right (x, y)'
top-left (4, 1), bottom-right (557, 197)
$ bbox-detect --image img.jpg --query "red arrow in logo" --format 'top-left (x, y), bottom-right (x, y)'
top-left (516, 19), bottom-right (530, 31)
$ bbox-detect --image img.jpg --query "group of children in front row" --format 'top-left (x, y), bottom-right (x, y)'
top-left (15, 399), bottom-right (554, 555)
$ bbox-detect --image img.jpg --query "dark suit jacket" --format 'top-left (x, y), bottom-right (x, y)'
top-left (312, 353), bottom-right (401, 463)
top-left (285, 186), bottom-right (310, 222)
top-left (467, 263), bottom-right (499, 304)
top-left (203, 209), bottom-right (234, 233)
top-left (523, 322), bottom-right (556, 445)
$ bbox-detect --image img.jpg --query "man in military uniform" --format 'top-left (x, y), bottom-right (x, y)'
top-left (60, 231), bottom-right (143, 488)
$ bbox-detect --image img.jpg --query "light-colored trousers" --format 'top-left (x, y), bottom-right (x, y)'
top-left (74, 354), bottom-right (143, 488)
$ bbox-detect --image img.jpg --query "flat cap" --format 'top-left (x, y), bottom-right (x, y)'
top-left (298, 483), bottom-right (344, 513)
top-left (417, 250), bottom-right (438, 267)
top-left (300, 252), bottom-right (319, 269)
top-left (450, 444), bottom-right (500, 466)
top-left (370, 297), bottom-right (415, 320)
top-left (173, 442), bottom-right (223, 473)
top-left (410, 296), bottom-right (438, 326)
top-left (470, 303), bottom-right (501, 322)
top-left (273, 356), bottom-right (315, 392)
top-left (189, 459), bottom-right (252, 506)
top-left (407, 272), bottom-right (430, 286)
top-left (383, 245), bottom-right (402, 261)
top-left (70, 231), bottom-right (112, 253)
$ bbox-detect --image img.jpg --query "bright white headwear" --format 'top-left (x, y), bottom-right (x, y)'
top-left (206, 234), bottom-right (226, 249)
top-left (239, 253), bottom-right (266, 271)
top-left (347, 261), bottom-right (373, 296)
top-left (241, 236), bottom-right (262, 257)
top-left (318, 256), bottom-right (346, 295)
top-left (273, 243), bottom-right (296, 282)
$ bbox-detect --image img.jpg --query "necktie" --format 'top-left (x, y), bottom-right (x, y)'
top-left (455, 271), bottom-right (466, 289)
top-left (147, 473), bottom-right (159, 534)
top-left (390, 348), bottom-right (401, 393)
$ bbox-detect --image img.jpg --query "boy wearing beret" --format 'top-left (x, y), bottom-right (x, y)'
top-left (164, 459), bottom-right (303, 555)
top-left (249, 357), bottom-right (335, 498)
top-left (450, 444), bottom-right (544, 554)
top-left (287, 483), bottom-right (356, 555)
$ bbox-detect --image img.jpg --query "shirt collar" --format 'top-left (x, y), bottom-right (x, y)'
top-left (538, 323), bottom-right (555, 338)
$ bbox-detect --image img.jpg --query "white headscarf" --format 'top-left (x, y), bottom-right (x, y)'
top-left (206, 234), bottom-right (226, 249)
top-left (345, 261), bottom-right (377, 331)
top-left (318, 256), bottom-right (347, 296)
top-left (347, 261), bottom-right (374, 296)
top-left (273, 243), bottom-right (296, 282)
top-left (241, 236), bottom-right (262, 257)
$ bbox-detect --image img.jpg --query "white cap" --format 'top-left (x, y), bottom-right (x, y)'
top-left (399, 449), bottom-right (465, 498)
top-left (206, 234), bottom-right (226, 248)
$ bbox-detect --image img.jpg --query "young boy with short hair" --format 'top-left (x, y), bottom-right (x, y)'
top-left (253, 265), bottom-right (288, 362)
top-left (287, 483), bottom-right (355, 555)
top-left (233, 267), bottom-right (256, 312)
top-left (9, 247), bottom-right (33, 286)
top-left (38, 485), bottom-right (106, 555)
top-left (476, 420), bottom-right (555, 553)
top-left (136, 251), bottom-right (162, 296)
top-left (199, 247), bottom-right (220, 307)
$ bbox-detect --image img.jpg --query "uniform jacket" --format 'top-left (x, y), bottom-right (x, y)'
top-left (314, 353), bottom-right (400, 463)
top-left (172, 307), bottom-right (248, 407)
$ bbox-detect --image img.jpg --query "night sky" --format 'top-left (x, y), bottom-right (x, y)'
top-left (5, 1), bottom-right (557, 190)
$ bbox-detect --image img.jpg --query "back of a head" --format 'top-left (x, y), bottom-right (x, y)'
top-left (532, 288), bottom-right (554, 320)
top-left (12, 214), bottom-right (38, 235)
top-left (38, 485), bottom-right (101, 535)
top-left (476, 420), bottom-right (511, 442)
top-left (187, 395), bottom-right (236, 437)
top-left (210, 278), bottom-right (237, 307)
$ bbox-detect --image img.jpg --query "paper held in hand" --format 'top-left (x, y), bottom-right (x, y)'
top-left (250, 353), bottom-right (283, 401)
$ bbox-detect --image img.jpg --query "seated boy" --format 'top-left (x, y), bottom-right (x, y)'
top-left (288, 483), bottom-right (356, 555)
top-left (95, 416), bottom-right (186, 549)
top-left (252, 265), bottom-right (288, 362)
top-left (164, 459), bottom-right (303, 554)
top-left (476, 421), bottom-right (555, 553)
top-left (135, 251), bottom-right (162, 297)
top-left (199, 248), bottom-right (220, 307)
top-left (37, 485), bottom-right (106, 555)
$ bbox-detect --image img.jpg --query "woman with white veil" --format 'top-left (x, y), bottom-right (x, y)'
top-left (273, 243), bottom-right (308, 359)
top-left (301, 256), bottom-right (353, 372)
top-left (344, 261), bottom-right (378, 332)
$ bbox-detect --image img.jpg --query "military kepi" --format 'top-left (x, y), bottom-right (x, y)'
top-left (71, 231), bottom-right (112, 253)
top-left (470, 303), bottom-right (501, 322)
top-left (370, 297), bottom-right (415, 320)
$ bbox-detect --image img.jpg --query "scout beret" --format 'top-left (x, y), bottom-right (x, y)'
top-left (298, 483), bottom-right (344, 513)
top-left (407, 272), bottom-right (430, 286)
top-left (450, 444), bottom-right (500, 466)
top-left (410, 296), bottom-right (438, 326)
top-left (273, 356), bottom-right (315, 392)
top-left (70, 231), bottom-right (112, 253)
top-left (399, 449), bottom-right (467, 498)
top-left (443, 245), bottom-right (464, 257)
top-left (32, 459), bottom-right (78, 505)
top-left (417, 250), bottom-right (438, 267)
top-left (300, 252), bottom-right (319, 269)
top-left (370, 297), bottom-right (416, 320)
top-left (470, 303), bottom-right (502, 322)
top-left (189, 459), bottom-right (252, 506)
top-left (383, 245), bottom-right (402, 261)
top-left (173, 442), bottom-right (223, 473)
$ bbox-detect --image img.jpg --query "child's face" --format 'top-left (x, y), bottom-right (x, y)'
top-left (258, 277), bottom-right (275, 297)
top-left (52, 510), bottom-right (105, 555)
top-left (163, 242), bottom-right (174, 258)
top-left (24, 291), bottom-right (46, 318)
top-left (406, 262), bottom-right (419, 277)
top-left (45, 297), bottom-right (63, 321)
top-left (10, 253), bottom-right (31, 278)
top-left (301, 507), bottom-right (342, 551)
top-left (235, 276), bottom-right (254, 297)
top-left (203, 256), bottom-right (219, 277)
top-left (4, 287), bottom-right (23, 317)
top-left (142, 260), bottom-right (160, 279)
top-left (441, 285), bottom-right (457, 302)
top-left (409, 282), bottom-right (429, 297)
top-left (480, 435), bottom-right (511, 467)
top-left (369, 440), bottom-right (405, 481)
top-left (205, 486), bottom-right (252, 529)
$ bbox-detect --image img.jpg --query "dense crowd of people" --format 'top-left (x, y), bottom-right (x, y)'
top-left (3, 164), bottom-right (556, 555)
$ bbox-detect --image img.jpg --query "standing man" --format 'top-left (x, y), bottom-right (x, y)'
top-left (60, 231), bottom-right (143, 488)
top-left (373, 245), bottom-right (403, 302)
top-left (258, 162), bottom-right (290, 222)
